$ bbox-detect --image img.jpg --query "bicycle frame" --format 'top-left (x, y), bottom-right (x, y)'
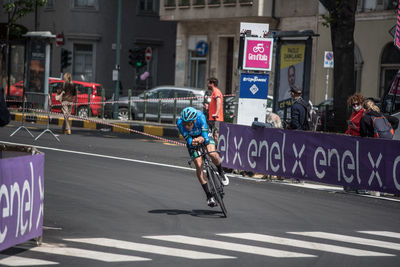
top-left (188, 143), bottom-right (227, 217)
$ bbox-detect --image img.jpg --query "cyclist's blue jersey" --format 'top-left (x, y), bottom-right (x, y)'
top-left (177, 110), bottom-right (210, 148)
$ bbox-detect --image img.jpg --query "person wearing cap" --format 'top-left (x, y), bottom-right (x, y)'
top-left (289, 86), bottom-right (308, 130)
top-left (177, 107), bottom-right (229, 207)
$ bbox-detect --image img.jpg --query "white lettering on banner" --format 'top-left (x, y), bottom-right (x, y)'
top-left (393, 156), bottom-right (400, 191)
top-left (0, 162), bottom-right (42, 244)
top-left (0, 185), bottom-right (10, 243)
top-left (368, 153), bottom-right (383, 187)
top-left (36, 176), bottom-right (44, 229)
top-left (328, 149), bottom-right (340, 181)
top-left (313, 147), bottom-right (326, 179)
top-left (248, 140), bottom-right (257, 169)
top-left (248, 53), bottom-right (268, 61)
top-left (270, 142), bottom-right (281, 172)
top-left (341, 150), bottom-right (355, 183)
top-left (242, 76), bottom-right (268, 83)
top-left (233, 137), bottom-right (243, 166)
top-left (259, 141), bottom-right (269, 171)
top-left (292, 144), bottom-right (305, 175)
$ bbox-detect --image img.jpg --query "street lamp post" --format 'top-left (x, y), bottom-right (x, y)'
top-left (113, 0), bottom-right (122, 119)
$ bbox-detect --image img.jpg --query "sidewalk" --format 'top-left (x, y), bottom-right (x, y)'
top-left (10, 112), bottom-right (181, 139)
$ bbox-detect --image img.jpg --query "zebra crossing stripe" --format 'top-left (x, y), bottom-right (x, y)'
top-left (0, 256), bottom-right (58, 266)
top-left (143, 235), bottom-right (316, 258)
top-left (217, 233), bottom-right (394, 257)
top-left (65, 238), bottom-right (235, 259)
top-left (27, 243), bottom-right (150, 262)
top-left (288, 232), bottom-right (400, 251)
top-left (358, 231), bottom-right (400, 239)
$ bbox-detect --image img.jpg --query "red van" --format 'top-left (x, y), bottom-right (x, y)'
top-left (8, 78), bottom-right (104, 118)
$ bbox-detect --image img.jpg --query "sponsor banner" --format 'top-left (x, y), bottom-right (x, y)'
top-left (237, 73), bottom-right (269, 126)
top-left (0, 154), bottom-right (44, 251)
top-left (218, 123), bottom-right (400, 194)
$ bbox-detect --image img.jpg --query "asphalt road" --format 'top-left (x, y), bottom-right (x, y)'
top-left (0, 122), bottom-right (400, 267)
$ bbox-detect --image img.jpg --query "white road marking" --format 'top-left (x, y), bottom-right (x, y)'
top-left (289, 232), bottom-right (400, 251)
top-left (143, 235), bottom-right (316, 258)
top-left (358, 231), bottom-right (400, 239)
top-left (0, 256), bottom-right (58, 266)
top-left (25, 243), bottom-right (150, 262)
top-left (0, 141), bottom-right (192, 171)
top-left (65, 238), bottom-right (235, 259)
top-left (218, 233), bottom-right (394, 257)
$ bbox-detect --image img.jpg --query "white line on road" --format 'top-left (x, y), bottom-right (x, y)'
top-left (65, 238), bottom-right (235, 259)
top-left (358, 231), bottom-right (400, 239)
top-left (217, 233), bottom-right (394, 257)
top-left (143, 235), bottom-right (316, 258)
top-left (24, 243), bottom-right (150, 262)
top-left (0, 256), bottom-right (58, 266)
top-left (288, 232), bottom-right (400, 251)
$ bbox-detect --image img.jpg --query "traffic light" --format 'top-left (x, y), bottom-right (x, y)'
top-left (61, 48), bottom-right (72, 70)
top-left (129, 48), bottom-right (146, 69)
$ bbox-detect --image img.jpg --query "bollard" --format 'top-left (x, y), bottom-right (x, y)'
top-left (128, 89), bottom-right (132, 120)
top-left (87, 87), bottom-right (92, 117)
top-left (158, 92), bottom-right (162, 123)
top-left (74, 89), bottom-right (78, 115)
top-left (173, 92), bottom-right (177, 124)
top-left (143, 92), bottom-right (147, 122)
top-left (101, 88), bottom-right (105, 119)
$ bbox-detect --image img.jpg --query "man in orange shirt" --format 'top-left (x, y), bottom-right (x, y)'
top-left (207, 77), bottom-right (224, 122)
top-left (206, 77), bottom-right (224, 142)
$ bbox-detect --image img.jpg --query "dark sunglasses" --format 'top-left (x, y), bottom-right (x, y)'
top-left (352, 103), bottom-right (359, 106)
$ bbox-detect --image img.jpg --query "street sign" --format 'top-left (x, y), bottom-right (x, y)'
top-left (243, 37), bottom-right (274, 71)
top-left (145, 47), bottom-right (152, 62)
top-left (324, 51), bottom-right (334, 68)
top-left (56, 33), bottom-right (64, 47)
top-left (195, 41), bottom-right (208, 56)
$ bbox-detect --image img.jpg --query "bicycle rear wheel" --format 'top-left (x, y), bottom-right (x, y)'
top-left (206, 167), bottom-right (227, 217)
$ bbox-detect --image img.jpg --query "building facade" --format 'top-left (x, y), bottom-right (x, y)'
top-left (1, 0), bottom-right (177, 98)
top-left (160, 0), bottom-right (399, 108)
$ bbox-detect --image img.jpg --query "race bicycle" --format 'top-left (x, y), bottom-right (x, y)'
top-left (189, 143), bottom-right (227, 218)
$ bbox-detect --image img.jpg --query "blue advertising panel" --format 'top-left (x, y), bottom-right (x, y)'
top-left (239, 73), bottom-right (269, 99)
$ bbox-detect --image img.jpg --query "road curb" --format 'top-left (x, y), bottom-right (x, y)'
top-left (10, 112), bottom-right (182, 139)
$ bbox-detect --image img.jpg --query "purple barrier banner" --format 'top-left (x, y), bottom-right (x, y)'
top-left (0, 154), bottom-right (44, 251)
top-left (218, 123), bottom-right (400, 194)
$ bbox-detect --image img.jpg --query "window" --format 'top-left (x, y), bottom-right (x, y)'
top-left (73, 44), bottom-right (93, 82)
top-left (357, 0), bottom-right (398, 12)
top-left (73, 0), bottom-right (98, 9)
top-left (45, 0), bottom-right (55, 9)
top-left (138, 0), bottom-right (158, 14)
top-left (380, 43), bottom-right (400, 97)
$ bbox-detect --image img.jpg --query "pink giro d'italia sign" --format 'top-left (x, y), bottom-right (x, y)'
top-left (243, 37), bottom-right (274, 71)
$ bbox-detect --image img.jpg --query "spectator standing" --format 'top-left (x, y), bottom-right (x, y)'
top-left (288, 87), bottom-right (308, 130)
top-left (57, 72), bottom-right (76, 135)
top-left (360, 99), bottom-right (398, 138)
top-left (345, 93), bottom-right (365, 136)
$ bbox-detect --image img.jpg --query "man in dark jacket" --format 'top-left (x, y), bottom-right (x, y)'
top-left (289, 86), bottom-right (308, 130)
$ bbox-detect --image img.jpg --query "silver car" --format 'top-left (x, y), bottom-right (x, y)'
top-left (111, 86), bottom-right (206, 122)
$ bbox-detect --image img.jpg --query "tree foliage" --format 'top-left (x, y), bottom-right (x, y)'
top-left (319, 0), bottom-right (358, 132)
top-left (3, 0), bottom-right (47, 26)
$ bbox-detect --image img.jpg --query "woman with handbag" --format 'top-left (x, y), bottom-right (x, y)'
top-left (57, 72), bottom-right (76, 134)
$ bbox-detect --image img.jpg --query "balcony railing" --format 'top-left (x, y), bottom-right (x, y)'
top-left (163, 0), bottom-right (252, 9)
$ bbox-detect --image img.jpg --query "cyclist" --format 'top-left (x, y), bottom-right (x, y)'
top-left (177, 107), bottom-right (229, 207)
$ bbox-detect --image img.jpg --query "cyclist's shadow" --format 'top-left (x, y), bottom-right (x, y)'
top-left (148, 209), bottom-right (225, 218)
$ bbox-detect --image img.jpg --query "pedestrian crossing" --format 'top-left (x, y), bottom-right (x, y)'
top-left (0, 231), bottom-right (399, 266)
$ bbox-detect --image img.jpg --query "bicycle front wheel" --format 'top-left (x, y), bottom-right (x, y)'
top-left (206, 167), bottom-right (227, 217)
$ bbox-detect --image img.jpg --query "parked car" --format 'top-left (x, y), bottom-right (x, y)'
top-left (104, 86), bottom-right (206, 122)
top-left (8, 78), bottom-right (104, 118)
